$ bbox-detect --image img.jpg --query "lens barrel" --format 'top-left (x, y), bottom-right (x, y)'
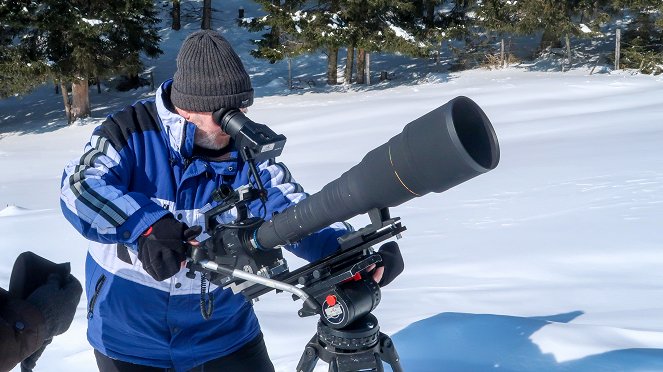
top-left (256, 96), bottom-right (500, 249)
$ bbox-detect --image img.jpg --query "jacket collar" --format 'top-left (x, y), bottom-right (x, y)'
top-left (155, 79), bottom-right (195, 159)
top-left (155, 80), bottom-right (241, 171)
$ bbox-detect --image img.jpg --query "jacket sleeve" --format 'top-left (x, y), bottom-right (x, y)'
top-left (59, 119), bottom-right (169, 247)
top-left (0, 288), bottom-right (46, 372)
top-left (247, 160), bottom-right (351, 262)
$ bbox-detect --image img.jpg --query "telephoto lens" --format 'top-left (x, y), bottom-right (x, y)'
top-left (255, 96), bottom-right (500, 249)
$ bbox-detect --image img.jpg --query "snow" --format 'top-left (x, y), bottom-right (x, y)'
top-left (291, 10), bottom-right (306, 22)
top-left (579, 23), bottom-right (593, 34)
top-left (388, 22), bottom-right (415, 42)
top-left (0, 205), bottom-right (50, 217)
top-left (81, 18), bottom-right (103, 26)
top-left (1, 1), bottom-right (663, 371)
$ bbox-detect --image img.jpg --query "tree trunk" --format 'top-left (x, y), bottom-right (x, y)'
top-left (414, 0), bottom-right (424, 17)
top-left (60, 82), bottom-right (72, 124)
top-left (71, 79), bottom-right (90, 121)
top-left (128, 74), bottom-right (140, 88)
top-left (327, 47), bottom-right (339, 85)
top-left (326, 0), bottom-right (340, 85)
top-left (344, 45), bottom-right (355, 84)
top-left (425, 0), bottom-right (435, 24)
top-left (201, 0), bottom-right (212, 30)
top-left (172, 0), bottom-right (181, 30)
top-left (284, 0), bottom-right (297, 11)
top-left (356, 48), bottom-right (366, 85)
top-left (267, 0), bottom-right (281, 59)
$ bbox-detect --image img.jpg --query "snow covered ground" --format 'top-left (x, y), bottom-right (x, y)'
top-left (1, 1), bottom-right (663, 371)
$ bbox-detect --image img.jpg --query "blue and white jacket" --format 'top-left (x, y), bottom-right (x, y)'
top-left (60, 80), bottom-right (348, 371)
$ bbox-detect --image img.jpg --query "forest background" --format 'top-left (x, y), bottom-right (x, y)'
top-left (1, 0), bottom-right (662, 123)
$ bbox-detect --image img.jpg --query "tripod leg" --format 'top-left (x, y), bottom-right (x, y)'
top-left (329, 358), bottom-right (340, 372)
top-left (297, 339), bottom-right (320, 372)
top-left (374, 354), bottom-right (384, 372)
top-left (378, 333), bottom-right (404, 372)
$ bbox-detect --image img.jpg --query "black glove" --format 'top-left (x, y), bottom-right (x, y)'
top-left (20, 337), bottom-right (52, 372)
top-left (26, 273), bottom-right (82, 339)
top-left (137, 215), bottom-right (202, 281)
top-left (375, 241), bottom-right (405, 287)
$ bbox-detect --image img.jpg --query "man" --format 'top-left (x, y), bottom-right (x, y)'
top-left (0, 252), bottom-right (82, 372)
top-left (60, 30), bottom-right (358, 371)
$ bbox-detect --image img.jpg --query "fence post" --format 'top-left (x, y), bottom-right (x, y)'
top-left (365, 52), bottom-right (370, 85)
top-left (566, 34), bottom-right (572, 67)
top-left (615, 28), bottom-right (621, 70)
top-left (500, 39), bottom-right (505, 68)
top-left (288, 58), bottom-right (292, 89)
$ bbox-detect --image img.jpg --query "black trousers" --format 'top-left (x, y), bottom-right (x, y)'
top-left (94, 333), bottom-right (275, 372)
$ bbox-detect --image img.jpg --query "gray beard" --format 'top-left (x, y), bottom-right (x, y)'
top-left (194, 132), bottom-right (223, 150)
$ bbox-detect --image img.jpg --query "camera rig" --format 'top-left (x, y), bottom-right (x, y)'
top-left (185, 96), bottom-right (501, 371)
top-left (186, 188), bottom-right (405, 371)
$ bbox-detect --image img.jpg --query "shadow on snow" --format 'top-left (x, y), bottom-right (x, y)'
top-left (388, 311), bottom-right (663, 372)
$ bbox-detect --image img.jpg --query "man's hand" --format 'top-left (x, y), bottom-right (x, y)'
top-left (367, 241), bottom-right (405, 287)
top-left (137, 215), bottom-right (202, 281)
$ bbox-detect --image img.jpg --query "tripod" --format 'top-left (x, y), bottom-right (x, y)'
top-left (296, 314), bottom-right (403, 372)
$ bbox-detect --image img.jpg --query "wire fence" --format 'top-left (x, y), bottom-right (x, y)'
top-left (442, 29), bottom-right (663, 74)
top-left (621, 41), bottom-right (663, 49)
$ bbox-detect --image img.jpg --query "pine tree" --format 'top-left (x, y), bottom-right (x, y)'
top-left (241, 1), bottom-right (308, 63)
top-left (0, 0), bottom-right (49, 98)
top-left (339, 1), bottom-right (433, 58)
top-left (243, 0), bottom-right (452, 85)
top-left (327, 0), bottom-right (426, 84)
top-left (506, 0), bottom-right (610, 51)
top-left (242, 0), bottom-right (338, 83)
top-left (423, 0), bottom-right (482, 70)
top-left (611, 0), bottom-right (663, 73)
top-left (476, 0), bottom-right (518, 35)
top-left (3, 0), bottom-right (162, 121)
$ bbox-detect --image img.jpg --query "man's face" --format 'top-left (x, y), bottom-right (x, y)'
top-left (175, 107), bottom-right (249, 150)
top-left (188, 111), bottom-right (231, 150)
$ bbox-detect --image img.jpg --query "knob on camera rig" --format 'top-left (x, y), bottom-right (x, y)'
top-left (186, 97), bottom-right (500, 371)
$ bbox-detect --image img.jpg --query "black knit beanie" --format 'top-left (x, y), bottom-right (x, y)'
top-left (171, 30), bottom-right (254, 112)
